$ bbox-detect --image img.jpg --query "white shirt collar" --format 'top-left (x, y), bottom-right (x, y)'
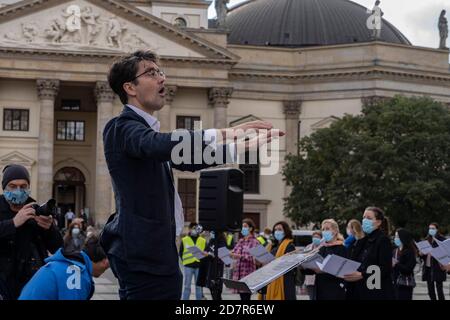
top-left (126, 104), bottom-right (160, 132)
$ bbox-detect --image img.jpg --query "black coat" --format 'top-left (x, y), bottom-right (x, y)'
top-left (101, 106), bottom-right (232, 275)
top-left (315, 244), bottom-right (347, 300)
top-left (421, 235), bottom-right (447, 283)
top-left (269, 241), bottom-right (297, 300)
top-left (345, 237), bottom-right (366, 300)
top-left (349, 229), bottom-right (395, 300)
top-left (0, 195), bottom-right (63, 299)
top-left (393, 247), bottom-right (417, 285)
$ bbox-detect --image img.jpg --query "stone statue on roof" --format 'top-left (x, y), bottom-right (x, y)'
top-left (439, 10), bottom-right (448, 49)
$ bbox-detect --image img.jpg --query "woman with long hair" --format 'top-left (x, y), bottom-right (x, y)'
top-left (343, 207), bottom-right (394, 300)
top-left (392, 228), bottom-right (417, 300)
top-left (265, 221), bottom-right (297, 300)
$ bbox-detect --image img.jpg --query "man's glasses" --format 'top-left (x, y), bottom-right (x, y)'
top-left (131, 68), bottom-right (166, 82)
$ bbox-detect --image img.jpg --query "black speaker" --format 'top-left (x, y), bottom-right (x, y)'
top-left (199, 168), bottom-right (244, 232)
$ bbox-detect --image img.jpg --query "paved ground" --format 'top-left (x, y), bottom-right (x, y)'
top-left (92, 263), bottom-right (450, 300)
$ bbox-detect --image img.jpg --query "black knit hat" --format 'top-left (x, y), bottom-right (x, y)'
top-left (2, 164), bottom-right (30, 190)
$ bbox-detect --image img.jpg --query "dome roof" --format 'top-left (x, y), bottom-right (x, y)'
top-left (224, 0), bottom-right (411, 47)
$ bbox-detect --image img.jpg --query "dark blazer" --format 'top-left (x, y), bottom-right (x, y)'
top-left (350, 228), bottom-right (395, 300)
top-left (100, 106), bottom-right (232, 275)
top-left (315, 244), bottom-right (347, 300)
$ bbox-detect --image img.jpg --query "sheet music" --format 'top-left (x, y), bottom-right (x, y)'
top-left (316, 254), bottom-right (361, 278)
top-left (415, 240), bottom-right (433, 255)
top-left (223, 249), bottom-right (321, 293)
top-left (249, 244), bottom-right (275, 265)
top-left (218, 246), bottom-right (233, 265)
top-left (186, 245), bottom-right (207, 260)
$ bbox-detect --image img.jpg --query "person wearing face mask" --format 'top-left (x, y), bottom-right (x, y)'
top-left (420, 222), bottom-right (447, 300)
top-left (179, 222), bottom-right (207, 300)
top-left (64, 222), bottom-right (87, 255)
top-left (0, 164), bottom-right (63, 300)
top-left (312, 219), bottom-right (347, 300)
top-left (230, 218), bottom-right (260, 300)
top-left (344, 219), bottom-right (365, 300)
top-left (392, 228), bottom-right (417, 300)
top-left (343, 207), bottom-right (394, 300)
top-left (265, 221), bottom-right (296, 300)
top-left (301, 231), bottom-right (322, 300)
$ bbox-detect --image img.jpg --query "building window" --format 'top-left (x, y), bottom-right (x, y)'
top-left (56, 120), bottom-right (85, 141)
top-left (178, 178), bottom-right (197, 223)
top-left (239, 151), bottom-right (260, 194)
top-left (61, 99), bottom-right (80, 111)
top-left (174, 17), bottom-right (187, 28)
top-left (3, 109), bottom-right (29, 131)
top-left (176, 116), bottom-right (200, 130)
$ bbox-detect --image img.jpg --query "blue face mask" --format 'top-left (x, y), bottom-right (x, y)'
top-left (394, 237), bottom-right (402, 248)
top-left (210, 232), bottom-right (215, 239)
top-left (362, 218), bottom-right (375, 234)
top-left (241, 227), bottom-right (249, 237)
top-left (4, 188), bottom-right (30, 205)
top-left (429, 228), bottom-right (437, 237)
top-left (322, 230), bottom-right (334, 242)
top-left (274, 230), bottom-right (285, 242)
top-left (312, 237), bottom-right (321, 246)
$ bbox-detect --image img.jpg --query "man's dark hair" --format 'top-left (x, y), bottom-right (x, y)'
top-left (83, 236), bottom-right (107, 263)
top-left (107, 50), bottom-right (158, 105)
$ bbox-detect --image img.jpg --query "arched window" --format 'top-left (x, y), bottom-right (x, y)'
top-left (174, 17), bottom-right (187, 28)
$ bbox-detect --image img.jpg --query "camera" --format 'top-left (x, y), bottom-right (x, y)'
top-left (32, 199), bottom-right (56, 216)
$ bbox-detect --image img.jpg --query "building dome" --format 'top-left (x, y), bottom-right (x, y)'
top-left (224, 0), bottom-right (411, 47)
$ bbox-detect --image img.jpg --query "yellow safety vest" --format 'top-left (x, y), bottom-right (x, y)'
top-left (257, 236), bottom-right (267, 246)
top-left (226, 234), bottom-right (233, 247)
top-left (182, 236), bottom-right (206, 265)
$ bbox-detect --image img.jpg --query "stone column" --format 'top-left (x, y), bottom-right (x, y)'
top-left (36, 79), bottom-right (59, 203)
top-left (159, 85), bottom-right (177, 132)
top-left (209, 87), bottom-right (233, 128)
top-left (283, 100), bottom-right (302, 155)
top-left (94, 81), bottom-right (115, 226)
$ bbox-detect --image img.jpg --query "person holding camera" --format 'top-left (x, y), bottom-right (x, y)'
top-left (0, 164), bottom-right (63, 300)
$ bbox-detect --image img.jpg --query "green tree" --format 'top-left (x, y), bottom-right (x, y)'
top-left (283, 96), bottom-right (450, 236)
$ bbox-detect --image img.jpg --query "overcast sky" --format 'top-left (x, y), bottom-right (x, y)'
top-left (208, 0), bottom-right (450, 50)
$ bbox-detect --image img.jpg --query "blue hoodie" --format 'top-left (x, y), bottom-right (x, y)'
top-left (18, 248), bottom-right (95, 300)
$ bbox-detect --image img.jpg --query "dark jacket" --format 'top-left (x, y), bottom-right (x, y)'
top-left (0, 195), bottom-right (63, 299)
top-left (349, 229), bottom-right (395, 300)
top-left (421, 235), bottom-right (447, 283)
top-left (315, 244), bottom-right (347, 300)
top-left (346, 237), bottom-right (366, 300)
top-left (100, 106), bottom-right (232, 275)
top-left (393, 247), bottom-right (417, 285)
top-left (197, 235), bottom-right (227, 289)
top-left (270, 241), bottom-right (297, 300)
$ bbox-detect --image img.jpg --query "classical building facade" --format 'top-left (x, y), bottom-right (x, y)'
top-left (0, 0), bottom-right (449, 229)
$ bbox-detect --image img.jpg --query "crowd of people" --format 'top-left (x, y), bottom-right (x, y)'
top-left (180, 207), bottom-right (450, 301)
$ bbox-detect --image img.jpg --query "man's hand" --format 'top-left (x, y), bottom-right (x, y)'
top-left (220, 120), bottom-right (273, 142)
top-left (13, 203), bottom-right (36, 228)
top-left (238, 129), bottom-right (286, 151)
top-left (35, 215), bottom-right (53, 230)
top-left (343, 271), bottom-right (363, 282)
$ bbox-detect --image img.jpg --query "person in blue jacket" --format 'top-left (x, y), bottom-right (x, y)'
top-left (18, 235), bottom-right (109, 300)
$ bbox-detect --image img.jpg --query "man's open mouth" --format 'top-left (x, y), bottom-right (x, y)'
top-left (159, 87), bottom-right (165, 96)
